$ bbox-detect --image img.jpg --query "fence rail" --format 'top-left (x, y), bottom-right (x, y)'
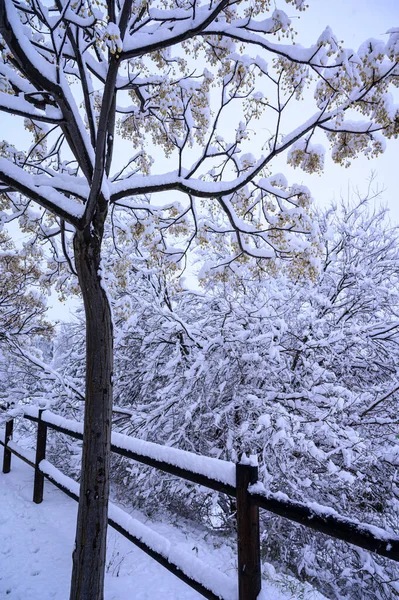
top-left (1, 406), bottom-right (399, 600)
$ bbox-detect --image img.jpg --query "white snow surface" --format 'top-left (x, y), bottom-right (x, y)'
top-left (41, 410), bottom-right (84, 436)
top-left (111, 429), bottom-right (236, 487)
top-left (0, 447), bottom-right (328, 600)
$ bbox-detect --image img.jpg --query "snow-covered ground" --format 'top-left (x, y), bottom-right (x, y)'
top-left (0, 448), bottom-right (326, 600)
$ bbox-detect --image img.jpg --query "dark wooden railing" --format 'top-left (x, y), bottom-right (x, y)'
top-left (1, 406), bottom-right (399, 600)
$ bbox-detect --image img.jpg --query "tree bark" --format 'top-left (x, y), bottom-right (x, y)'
top-left (70, 228), bottom-right (113, 600)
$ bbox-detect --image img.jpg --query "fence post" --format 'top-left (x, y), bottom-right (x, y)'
top-left (236, 461), bottom-right (261, 600)
top-left (33, 409), bottom-right (47, 504)
top-left (2, 418), bottom-right (14, 473)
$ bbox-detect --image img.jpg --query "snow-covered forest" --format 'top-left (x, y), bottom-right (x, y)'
top-left (4, 196), bottom-right (399, 599)
top-left (0, 0), bottom-right (398, 598)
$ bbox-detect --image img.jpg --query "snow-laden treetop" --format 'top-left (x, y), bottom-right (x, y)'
top-left (0, 0), bottom-right (398, 276)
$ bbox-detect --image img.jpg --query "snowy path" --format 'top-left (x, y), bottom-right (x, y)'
top-left (0, 449), bottom-right (325, 600)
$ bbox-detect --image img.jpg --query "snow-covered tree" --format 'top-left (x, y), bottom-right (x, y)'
top-left (105, 198), bottom-right (399, 599)
top-left (0, 230), bottom-right (51, 350)
top-left (0, 0), bottom-right (398, 596)
top-left (0, 227), bottom-right (53, 410)
top-left (19, 194), bottom-right (399, 597)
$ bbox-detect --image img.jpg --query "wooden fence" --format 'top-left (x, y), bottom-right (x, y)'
top-left (1, 406), bottom-right (399, 600)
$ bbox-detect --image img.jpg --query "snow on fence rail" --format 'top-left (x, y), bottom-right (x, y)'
top-left (23, 407), bottom-right (237, 495)
top-left (249, 485), bottom-right (399, 562)
top-left (1, 406), bottom-right (399, 600)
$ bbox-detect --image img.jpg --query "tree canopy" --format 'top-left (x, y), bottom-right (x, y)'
top-left (0, 0), bottom-right (398, 272)
top-left (30, 197), bottom-right (399, 600)
top-left (0, 0), bottom-right (398, 598)
top-left (0, 229), bottom-right (51, 350)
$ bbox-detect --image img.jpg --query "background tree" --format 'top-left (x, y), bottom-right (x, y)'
top-left (0, 227), bottom-right (53, 411)
top-left (36, 196), bottom-right (399, 599)
top-left (0, 229), bottom-right (51, 350)
top-left (0, 0), bottom-right (398, 598)
top-left (111, 198), bottom-right (399, 599)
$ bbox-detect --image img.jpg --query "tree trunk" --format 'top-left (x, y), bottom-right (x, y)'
top-left (70, 228), bottom-right (113, 600)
